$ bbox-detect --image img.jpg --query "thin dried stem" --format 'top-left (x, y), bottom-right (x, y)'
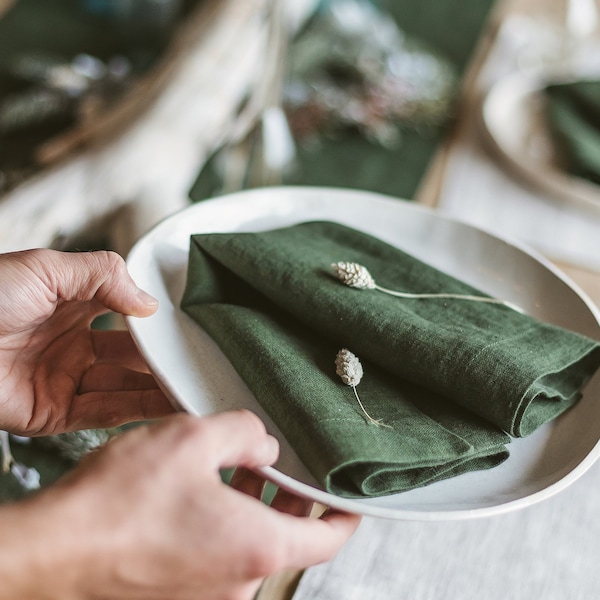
top-left (352, 385), bottom-right (391, 428)
top-left (332, 261), bottom-right (523, 313)
top-left (375, 283), bottom-right (523, 312)
top-left (335, 348), bottom-right (391, 428)
top-left (0, 430), bottom-right (14, 473)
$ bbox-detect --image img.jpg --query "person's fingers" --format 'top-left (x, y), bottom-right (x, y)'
top-left (91, 330), bottom-right (152, 372)
top-left (269, 487), bottom-right (313, 517)
top-left (164, 411), bottom-right (354, 568)
top-left (268, 509), bottom-right (361, 569)
top-left (79, 364), bottom-right (158, 393)
top-left (31, 249), bottom-right (158, 318)
top-left (64, 388), bottom-right (176, 431)
top-left (197, 410), bottom-right (279, 472)
top-left (229, 467), bottom-right (267, 500)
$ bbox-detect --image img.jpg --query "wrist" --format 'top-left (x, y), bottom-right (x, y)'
top-left (0, 488), bottom-right (96, 600)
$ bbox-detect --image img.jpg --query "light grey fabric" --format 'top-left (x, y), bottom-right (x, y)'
top-left (293, 460), bottom-right (600, 599)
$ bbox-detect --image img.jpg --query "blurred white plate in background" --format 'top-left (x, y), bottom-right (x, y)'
top-left (481, 71), bottom-right (600, 212)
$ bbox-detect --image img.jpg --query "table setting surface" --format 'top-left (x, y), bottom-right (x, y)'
top-left (260, 0), bottom-right (600, 598)
top-left (1, 1), bottom-right (600, 598)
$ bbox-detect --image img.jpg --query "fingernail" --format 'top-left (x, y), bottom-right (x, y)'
top-left (136, 287), bottom-right (158, 307)
top-left (265, 435), bottom-right (279, 461)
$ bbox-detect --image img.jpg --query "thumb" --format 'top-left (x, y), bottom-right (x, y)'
top-left (35, 249), bottom-right (158, 317)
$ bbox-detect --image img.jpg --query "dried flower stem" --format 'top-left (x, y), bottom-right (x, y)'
top-left (335, 349), bottom-right (390, 428)
top-left (0, 430), bottom-right (13, 473)
top-left (350, 385), bottom-right (387, 427)
top-left (331, 261), bottom-right (523, 313)
top-left (0, 431), bottom-right (40, 490)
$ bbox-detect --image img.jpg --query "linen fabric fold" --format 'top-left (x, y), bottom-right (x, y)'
top-left (185, 301), bottom-right (510, 498)
top-left (180, 221), bottom-right (600, 497)
top-left (545, 79), bottom-right (600, 184)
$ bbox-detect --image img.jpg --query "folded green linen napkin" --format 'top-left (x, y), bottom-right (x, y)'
top-left (185, 300), bottom-right (509, 498)
top-left (181, 221), bottom-right (600, 497)
top-left (545, 79), bottom-right (600, 184)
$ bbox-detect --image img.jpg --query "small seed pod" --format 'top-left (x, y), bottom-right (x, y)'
top-left (334, 349), bottom-right (389, 428)
top-left (335, 348), bottom-right (364, 386)
top-left (331, 261), bottom-right (376, 289)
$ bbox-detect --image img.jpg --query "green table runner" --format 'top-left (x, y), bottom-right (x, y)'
top-left (181, 221), bottom-right (600, 497)
top-left (545, 79), bottom-right (600, 184)
top-left (283, 0), bottom-right (498, 200)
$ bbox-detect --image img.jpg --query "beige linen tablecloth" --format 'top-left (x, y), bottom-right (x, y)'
top-left (292, 460), bottom-right (600, 599)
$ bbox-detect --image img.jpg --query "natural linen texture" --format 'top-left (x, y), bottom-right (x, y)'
top-left (180, 221), bottom-right (600, 497)
top-left (545, 79), bottom-right (600, 184)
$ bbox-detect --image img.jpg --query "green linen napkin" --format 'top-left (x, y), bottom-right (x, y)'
top-left (185, 300), bottom-right (509, 498)
top-left (545, 80), bottom-right (600, 184)
top-left (181, 221), bottom-right (600, 497)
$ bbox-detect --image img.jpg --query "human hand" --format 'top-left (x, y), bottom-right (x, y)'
top-left (0, 249), bottom-right (174, 436)
top-left (0, 410), bottom-right (360, 600)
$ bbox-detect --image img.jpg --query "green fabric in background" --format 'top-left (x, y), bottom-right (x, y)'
top-left (284, 128), bottom-right (441, 204)
top-left (181, 221), bottom-right (600, 497)
top-left (190, 0), bottom-right (498, 203)
top-left (380, 0), bottom-right (496, 73)
top-left (0, 0), bottom-right (125, 68)
top-left (0, 0), bottom-right (198, 71)
top-left (545, 80), bottom-right (600, 184)
top-left (288, 0), bottom-right (498, 200)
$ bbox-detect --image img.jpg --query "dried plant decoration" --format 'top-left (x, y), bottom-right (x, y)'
top-left (331, 261), bottom-right (523, 313)
top-left (335, 349), bottom-right (390, 428)
top-left (0, 430), bottom-right (12, 474)
top-left (0, 430), bottom-right (40, 491)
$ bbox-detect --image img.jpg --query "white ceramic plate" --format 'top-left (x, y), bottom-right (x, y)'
top-left (480, 71), bottom-right (600, 212)
top-left (126, 186), bottom-right (600, 521)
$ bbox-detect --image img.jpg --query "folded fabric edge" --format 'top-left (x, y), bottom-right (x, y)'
top-left (513, 346), bottom-right (600, 437)
top-left (326, 445), bottom-right (510, 498)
